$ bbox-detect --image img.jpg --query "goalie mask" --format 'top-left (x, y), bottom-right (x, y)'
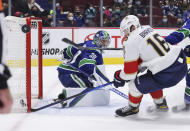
top-left (120, 15), bottom-right (140, 37)
top-left (93, 30), bottom-right (111, 48)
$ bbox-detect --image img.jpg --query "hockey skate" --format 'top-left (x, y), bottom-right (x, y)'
top-left (147, 98), bottom-right (169, 113)
top-left (172, 103), bottom-right (190, 113)
top-left (155, 98), bottom-right (169, 112)
top-left (54, 89), bottom-right (67, 108)
top-left (115, 105), bottom-right (139, 117)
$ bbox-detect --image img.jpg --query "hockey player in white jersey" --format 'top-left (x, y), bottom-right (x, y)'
top-left (113, 15), bottom-right (188, 117)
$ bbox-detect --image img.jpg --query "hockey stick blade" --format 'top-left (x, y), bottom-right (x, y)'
top-left (62, 38), bottom-right (123, 50)
top-left (31, 82), bottom-right (113, 112)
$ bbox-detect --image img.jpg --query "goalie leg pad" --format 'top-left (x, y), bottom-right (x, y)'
top-left (65, 88), bottom-right (110, 107)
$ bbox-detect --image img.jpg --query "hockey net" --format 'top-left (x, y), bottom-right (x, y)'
top-left (4, 16), bottom-right (43, 112)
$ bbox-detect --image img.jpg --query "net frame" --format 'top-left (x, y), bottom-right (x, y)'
top-left (5, 16), bottom-right (43, 112)
top-left (26, 17), bottom-right (43, 112)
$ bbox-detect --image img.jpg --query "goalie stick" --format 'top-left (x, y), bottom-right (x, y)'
top-left (62, 38), bottom-right (123, 50)
top-left (67, 63), bottom-right (129, 103)
top-left (31, 82), bottom-right (113, 112)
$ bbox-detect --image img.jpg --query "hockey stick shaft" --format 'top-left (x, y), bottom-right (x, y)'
top-left (62, 38), bottom-right (123, 50)
top-left (109, 88), bottom-right (128, 99)
top-left (31, 82), bottom-right (113, 112)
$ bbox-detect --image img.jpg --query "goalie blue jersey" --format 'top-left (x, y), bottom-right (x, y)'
top-left (57, 40), bottom-right (103, 77)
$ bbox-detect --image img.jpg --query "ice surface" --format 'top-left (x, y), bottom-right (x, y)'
top-left (0, 65), bottom-right (190, 131)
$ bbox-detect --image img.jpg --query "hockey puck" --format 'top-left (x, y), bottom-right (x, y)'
top-left (21, 24), bottom-right (30, 33)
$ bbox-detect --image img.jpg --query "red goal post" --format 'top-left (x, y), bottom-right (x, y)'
top-left (5, 16), bottom-right (43, 112)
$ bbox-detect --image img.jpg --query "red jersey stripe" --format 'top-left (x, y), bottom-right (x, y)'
top-left (124, 60), bottom-right (138, 74)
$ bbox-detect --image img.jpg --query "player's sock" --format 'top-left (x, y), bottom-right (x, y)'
top-left (115, 105), bottom-right (139, 117)
top-left (116, 82), bottom-right (143, 117)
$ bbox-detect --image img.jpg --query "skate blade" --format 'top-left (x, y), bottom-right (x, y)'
top-left (114, 113), bottom-right (138, 117)
top-left (147, 106), bottom-right (169, 113)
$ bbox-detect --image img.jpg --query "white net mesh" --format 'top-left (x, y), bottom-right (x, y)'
top-left (4, 16), bottom-right (42, 112)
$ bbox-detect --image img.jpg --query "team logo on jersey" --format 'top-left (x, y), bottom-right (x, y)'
top-left (89, 53), bottom-right (97, 59)
top-left (42, 32), bottom-right (50, 44)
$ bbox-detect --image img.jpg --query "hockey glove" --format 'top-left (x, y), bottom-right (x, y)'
top-left (113, 70), bottom-right (125, 88)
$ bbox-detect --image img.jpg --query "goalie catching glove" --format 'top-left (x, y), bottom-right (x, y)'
top-left (113, 70), bottom-right (129, 88)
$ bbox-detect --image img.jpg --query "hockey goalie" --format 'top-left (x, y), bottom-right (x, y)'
top-left (56, 30), bottom-right (112, 107)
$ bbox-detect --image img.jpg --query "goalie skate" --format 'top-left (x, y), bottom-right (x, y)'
top-left (172, 104), bottom-right (190, 113)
